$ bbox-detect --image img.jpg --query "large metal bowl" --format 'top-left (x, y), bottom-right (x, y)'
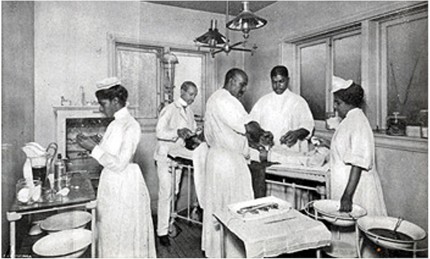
top-left (357, 216), bottom-right (427, 250)
top-left (312, 199), bottom-right (367, 227)
top-left (32, 229), bottom-right (92, 258)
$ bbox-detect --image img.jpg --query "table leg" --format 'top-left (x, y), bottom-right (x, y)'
top-left (316, 249), bottom-right (321, 258)
top-left (355, 224), bottom-right (362, 258)
top-left (10, 221), bottom-right (15, 259)
top-left (7, 212), bottom-right (21, 259)
top-left (219, 222), bottom-right (226, 258)
top-left (169, 162), bottom-right (177, 234)
top-left (91, 207), bottom-right (96, 258)
top-left (187, 165), bottom-right (191, 219)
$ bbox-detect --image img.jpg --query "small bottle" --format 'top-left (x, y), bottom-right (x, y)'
top-left (54, 154), bottom-right (66, 191)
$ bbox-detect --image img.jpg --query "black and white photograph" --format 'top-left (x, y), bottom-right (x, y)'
top-left (2, 0), bottom-right (428, 258)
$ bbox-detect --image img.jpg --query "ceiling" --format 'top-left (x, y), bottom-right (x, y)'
top-left (146, 1), bottom-right (277, 16)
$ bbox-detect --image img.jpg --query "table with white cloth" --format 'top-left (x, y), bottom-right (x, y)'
top-left (213, 199), bottom-right (332, 258)
top-left (167, 145), bottom-right (206, 226)
top-left (265, 164), bottom-right (330, 209)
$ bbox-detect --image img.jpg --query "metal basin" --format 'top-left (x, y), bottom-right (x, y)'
top-left (357, 216), bottom-right (427, 250)
top-left (312, 199), bottom-right (367, 227)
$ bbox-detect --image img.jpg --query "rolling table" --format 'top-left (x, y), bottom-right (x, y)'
top-left (265, 164), bottom-right (330, 209)
top-left (7, 172), bottom-right (97, 258)
top-left (214, 198), bottom-right (332, 258)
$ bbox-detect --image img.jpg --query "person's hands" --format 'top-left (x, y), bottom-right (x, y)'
top-left (76, 133), bottom-right (98, 152)
top-left (339, 193), bottom-right (353, 212)
top-left (280, 130), bottom-right (300, 147)
top-left (177, 128), bottom-right (193, 139)
top-left (260, 131), bottom-right (274, 147)
top-left (195, 126), bottom-right (204, 135)
top-left (311, 136), bottom-right (331, 148)
top-left (89, 134), bottom-right (103, 144)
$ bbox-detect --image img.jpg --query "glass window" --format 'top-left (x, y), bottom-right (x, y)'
top-left (116, 46), bottom-right (160, 119)
top-left (333, 33), bottom-right (362, 85)
top-left (298, 32), bottom-right (362, 123)
top-left (382, 14), bottom-right (428, 125)
top-left (300, 42), bottom-right (327, 121)
top-left (172, 51), bottom-right (205, 117)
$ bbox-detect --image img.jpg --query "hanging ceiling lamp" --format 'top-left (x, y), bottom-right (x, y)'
top-left (194, 1), bottom-right (258, 58)
top-left (226, 1), bottom-right (267, 39)
top-left (195, 19), bottom-right (227, 48)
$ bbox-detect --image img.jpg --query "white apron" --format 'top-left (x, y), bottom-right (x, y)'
top-left (91, 107), bottom-right (156, 258)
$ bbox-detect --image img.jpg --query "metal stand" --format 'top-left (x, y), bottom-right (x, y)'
top-left (7, 200), bottom-right (97, 258)
top-left (169, 158), bottom-right (202, 235)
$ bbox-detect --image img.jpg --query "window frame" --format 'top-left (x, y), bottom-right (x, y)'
top-left (378, 10), bottom-right (428, 128)
top-left (294, 29), bottom-right (362, 128)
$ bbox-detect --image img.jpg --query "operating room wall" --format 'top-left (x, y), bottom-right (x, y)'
top-left (1, 1), bottom-right (35, 255)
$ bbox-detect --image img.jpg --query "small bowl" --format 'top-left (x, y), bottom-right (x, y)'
top-left (357, 216), bottom-right (427, 250)
top-left (40, 210), bottom-right (92, 233)
top-left (313, 199), bottom-right (367, 227)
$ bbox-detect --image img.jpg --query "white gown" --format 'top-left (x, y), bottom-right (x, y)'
top-left (330, 108), bottom-right (387, 216)
top-left (330, 108), bottom-right (387, 257)
top-left (202, 89), bottom-right (254, 258)
top-left (249, 89), bottom-right (315, 208)
top-left (91, 107), bottom-right (156, 258)
top-left (249, 89), bottom-right (314, 151)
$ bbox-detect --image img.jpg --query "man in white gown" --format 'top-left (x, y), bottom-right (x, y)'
top-left (249, 65), bottom-right (314, 207)
top-left (76, 77), bottom-right (156, 258)
top-left (202, 68), bottom-right (254, 258)
top-left (249, 65), bottom-right (314, 151)
top-left (154, 81), bottom-right (198, 246)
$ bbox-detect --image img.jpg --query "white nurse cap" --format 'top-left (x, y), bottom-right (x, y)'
top-left (331, 76), bottom-right (353, 93)
top-left (96, 77), bottom-right (121, 90)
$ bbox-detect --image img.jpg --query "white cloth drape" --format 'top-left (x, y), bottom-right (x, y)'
top-left (202, 89), bottom-right (254, 258)
top-left (91, 107), bottom-right (156, 258)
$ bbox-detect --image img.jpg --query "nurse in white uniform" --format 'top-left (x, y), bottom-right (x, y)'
top-left (330, 76), bottom-right (387, 216)
top-left (329, 76), bottom-right (387, 257)
top-left (77, 77), bottom-right (156, 258)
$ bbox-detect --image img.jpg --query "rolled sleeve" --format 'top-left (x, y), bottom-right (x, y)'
top-left (343, 129), bottom-right (373, 171)
top-left (297, 101), bottom-right (315, 139)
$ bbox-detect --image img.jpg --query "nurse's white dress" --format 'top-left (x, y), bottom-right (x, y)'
top-left (330, 108), bottom-right (387, 216)
top-left (202, 89), bottom-right (254, 258)
top-left (91, 107), bottom-right (156, 258)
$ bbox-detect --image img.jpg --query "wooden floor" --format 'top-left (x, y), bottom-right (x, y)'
top-left (154, 217), bottom-right (205, 258)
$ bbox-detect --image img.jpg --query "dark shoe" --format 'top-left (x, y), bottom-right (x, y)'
top-left (159, 235), bottom-right (171, 246)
